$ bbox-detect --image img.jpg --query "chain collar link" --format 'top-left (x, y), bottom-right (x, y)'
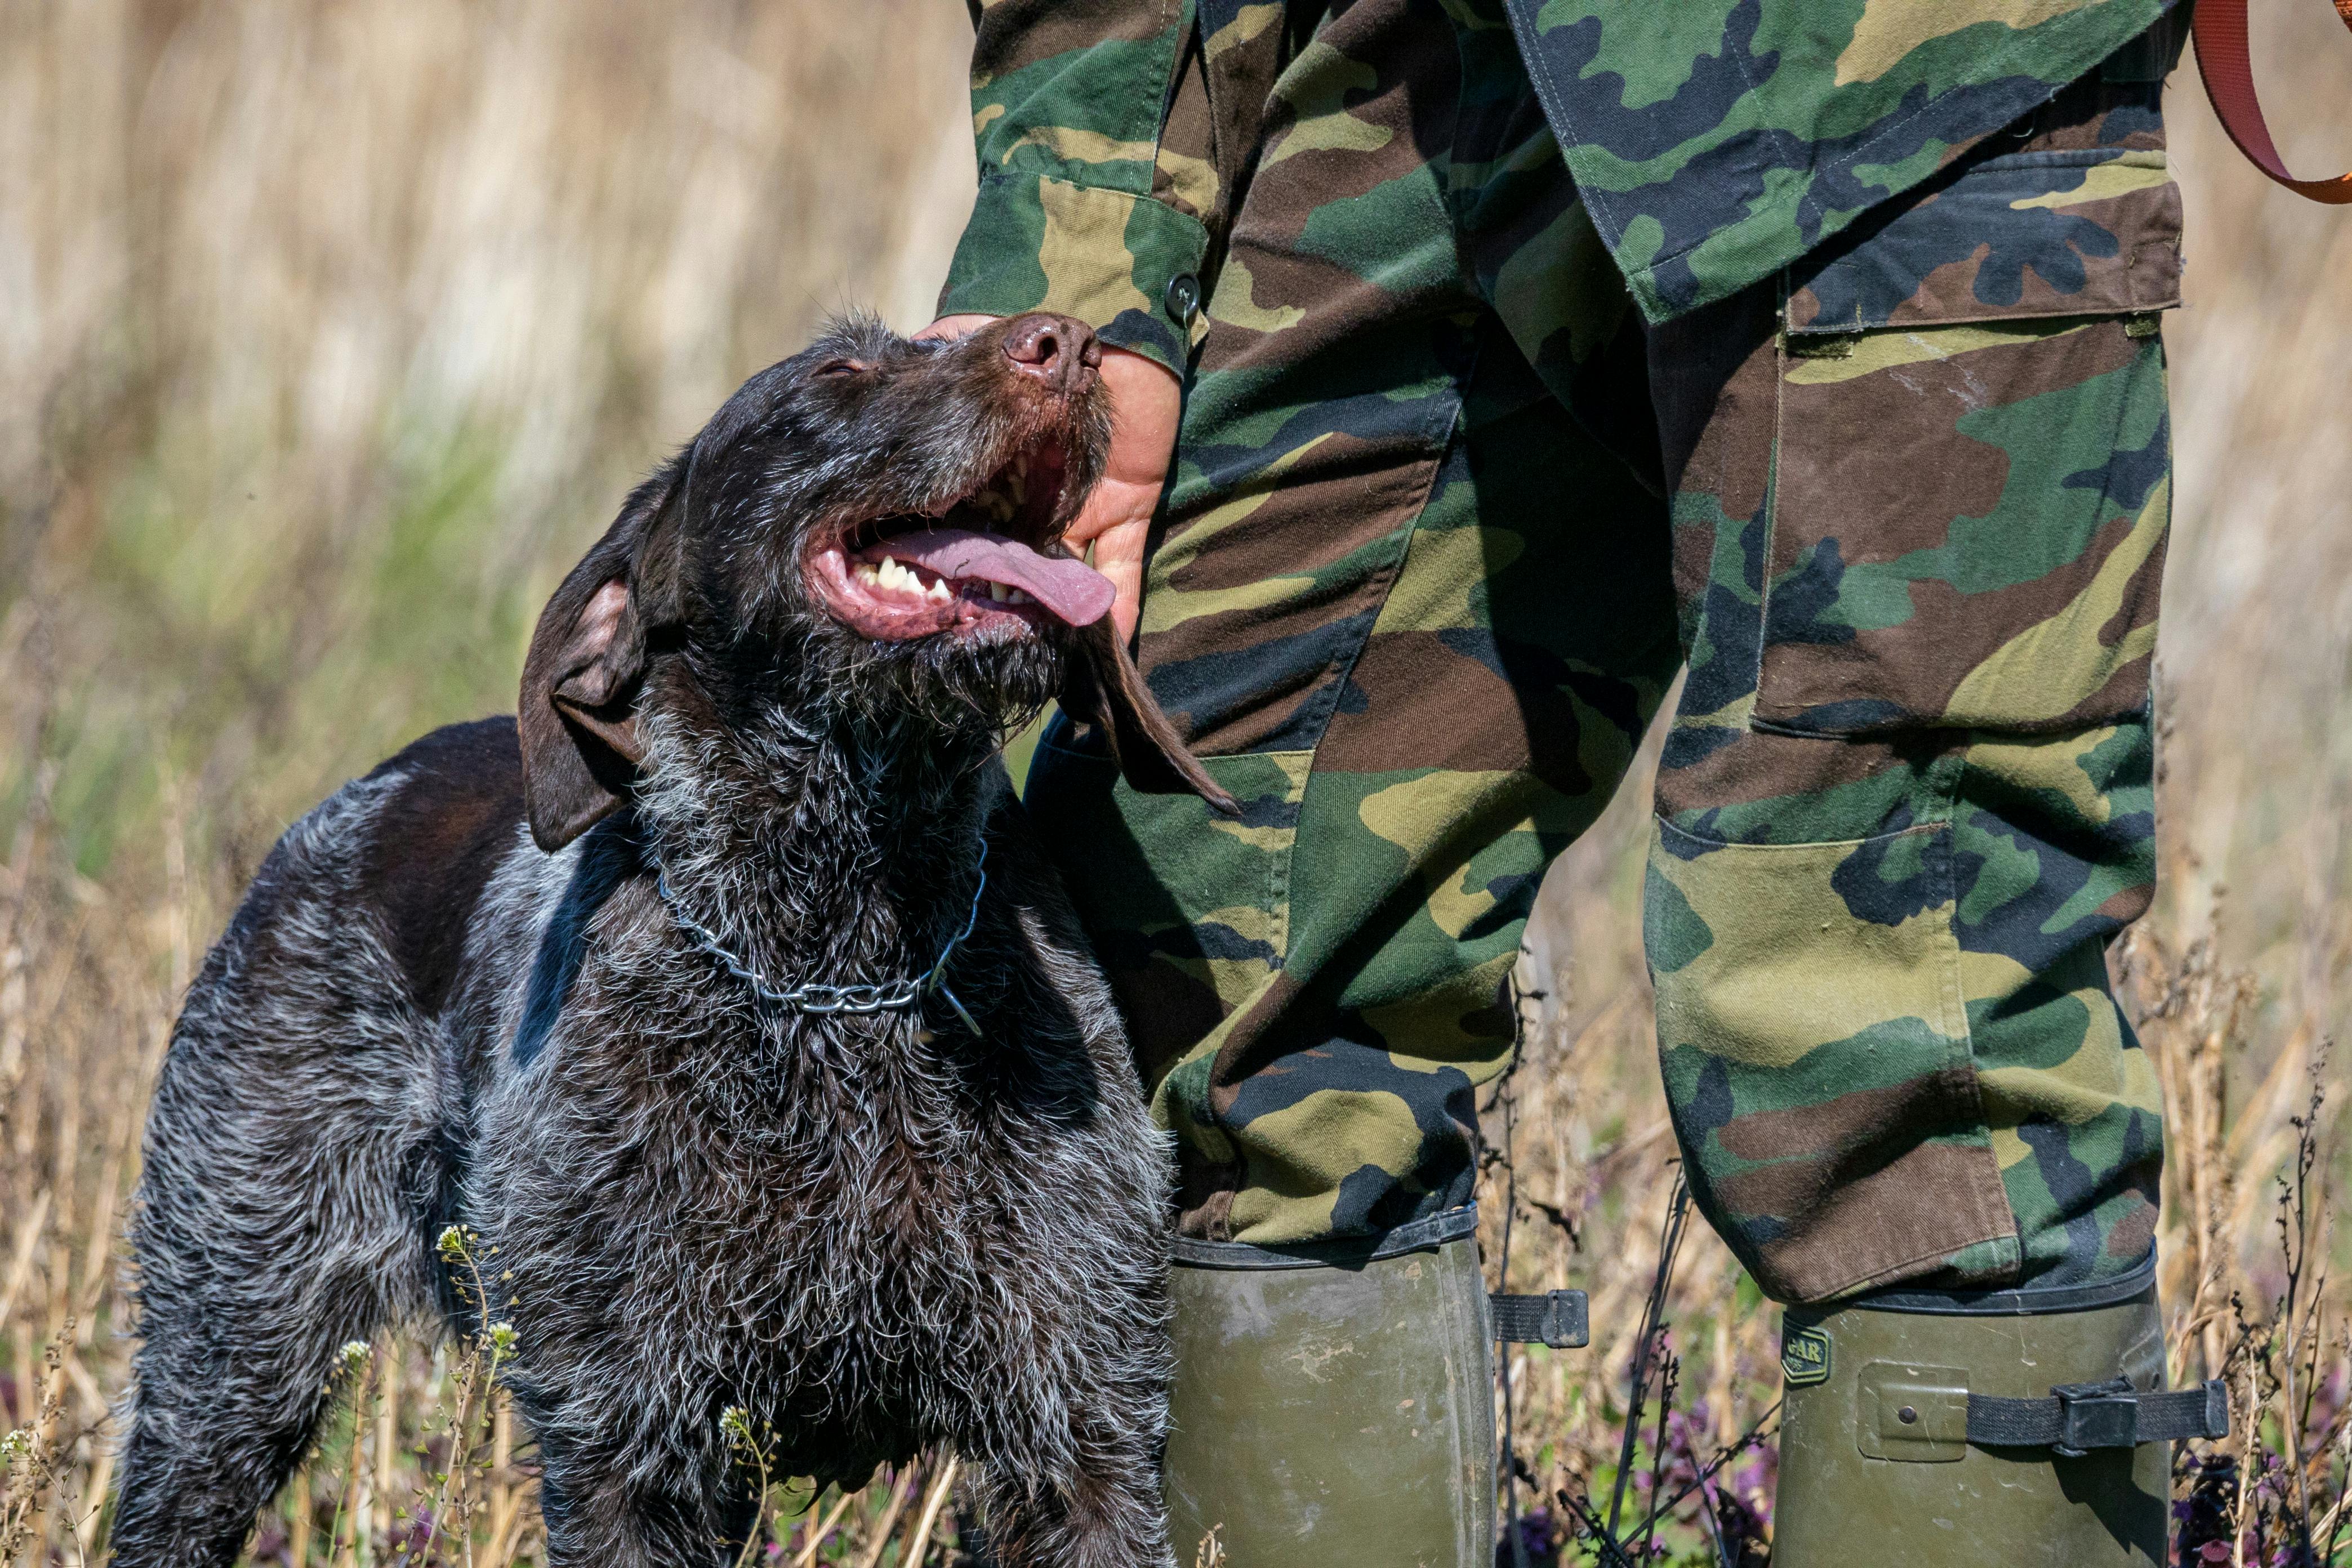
top-left (656, 840), bottom-right (987, 1034)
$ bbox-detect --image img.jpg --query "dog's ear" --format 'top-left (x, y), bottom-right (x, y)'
top-left (1059, 618), bottom-right (1239, 816)
top-left (519, 465), bottom-right (686, 851)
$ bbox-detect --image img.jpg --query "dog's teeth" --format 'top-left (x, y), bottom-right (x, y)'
top-left (1009, 588), bottom-right (1030, 605)
top-left (928, 578), bottom-right (951, 603)
top-left (854, 562), bottom-right (881, 585)
top-left (988, 581), bottom-right (1008, 603)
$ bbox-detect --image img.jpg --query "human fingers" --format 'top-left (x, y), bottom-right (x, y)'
top-left (1059, 346), bottom-right (1179, 643)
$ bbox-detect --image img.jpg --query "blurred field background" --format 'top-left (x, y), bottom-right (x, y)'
top-left (2, 2), bottom-right (2348, 1563)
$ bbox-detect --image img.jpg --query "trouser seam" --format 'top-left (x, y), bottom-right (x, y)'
top-left (1298, 375), bottom-right (1473, 761)
top-left (1928, 756), bottom-right (2025, 1280)
top-left (1272, 362), bottom-right (1471, 905)
top-left (1747, 280), bottom-right (1787, 717)
top-left (1226, 373), bottom-right (1466, 1206)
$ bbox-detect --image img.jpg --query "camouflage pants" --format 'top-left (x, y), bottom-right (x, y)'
top-left (1026, 0), bottom-right (2180, 1303)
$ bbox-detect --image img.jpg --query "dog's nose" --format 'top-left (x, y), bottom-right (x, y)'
top-left (1001, 313), bottom-right (1101, 394)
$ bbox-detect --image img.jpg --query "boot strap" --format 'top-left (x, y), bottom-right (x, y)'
top-left (1489, 1290), bottom-right (1589, 1349)
top-left (1965, 1375), bottom-right (2229, 1455)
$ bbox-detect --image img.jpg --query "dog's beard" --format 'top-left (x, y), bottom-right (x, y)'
top-left (818, 614), bottom-right (1064, 744)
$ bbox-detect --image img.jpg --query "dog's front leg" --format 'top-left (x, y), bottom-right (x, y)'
top-left (965, 1420), bottom-right (1178, 1568)
top-left (529, 1409), bottom-right (757, 1568)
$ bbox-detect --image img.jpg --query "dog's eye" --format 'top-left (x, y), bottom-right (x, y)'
top-left (814, 359), bottom-right (870, 378)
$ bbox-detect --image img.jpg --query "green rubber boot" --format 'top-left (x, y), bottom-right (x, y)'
top-left (1772, 1256), bottom-right (2206, 1567)
top-left (1164, 1208), bottom-right (1496, 1568)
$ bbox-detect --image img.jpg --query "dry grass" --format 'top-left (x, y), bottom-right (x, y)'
top-left (2, 2), bottom-right (2350, 1564)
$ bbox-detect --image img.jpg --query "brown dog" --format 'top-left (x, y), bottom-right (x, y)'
top-left (113, 313), bottom-right (1230, 1567)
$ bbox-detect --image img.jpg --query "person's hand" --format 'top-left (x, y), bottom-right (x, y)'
top-left (918, 313), bottom-right (1179, 643)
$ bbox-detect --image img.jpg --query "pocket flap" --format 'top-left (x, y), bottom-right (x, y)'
top-left (1788, 150), bottom-right (2182, 336)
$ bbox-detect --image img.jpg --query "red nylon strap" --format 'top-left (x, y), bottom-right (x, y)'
top-left (2193, 0), bottom-right (2352, 203)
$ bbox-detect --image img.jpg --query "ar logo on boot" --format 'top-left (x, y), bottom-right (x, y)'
top-left (1780, 1325), bottom-right (1832, 1387)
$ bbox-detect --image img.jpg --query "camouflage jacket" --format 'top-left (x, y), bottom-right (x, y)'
top-left (939, 0), bottom-right (2178, 359)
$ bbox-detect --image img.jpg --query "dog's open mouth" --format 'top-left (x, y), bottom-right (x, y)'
top-left (807, 434), bottom-right (1111, 642)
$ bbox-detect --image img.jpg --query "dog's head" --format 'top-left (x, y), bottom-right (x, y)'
top-left (516, 313), bottom-right (1233, 852)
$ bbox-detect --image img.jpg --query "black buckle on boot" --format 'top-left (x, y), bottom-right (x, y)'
top-left (1490, 1290), bottom-right (1590, 1349)
top-left (2049, 1377), bottom-right (2140, 1456)
top-left (1966, 1375), bottom-right (2229, 1452)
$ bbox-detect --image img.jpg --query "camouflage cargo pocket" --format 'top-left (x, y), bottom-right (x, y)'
top-left (1756, 143), bottom-right (2181, 737)
top-left (1647, 817), bottom-right (2024, 1303)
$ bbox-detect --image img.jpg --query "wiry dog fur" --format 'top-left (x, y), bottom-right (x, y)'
top-left (112, 314), bottom-right (1231, 1567)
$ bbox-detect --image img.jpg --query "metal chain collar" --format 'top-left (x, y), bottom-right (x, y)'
top-left (655, 840), bottom-right (987, 1034)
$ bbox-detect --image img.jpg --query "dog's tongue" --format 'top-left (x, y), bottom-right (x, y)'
top-left (880, 528), bottom-right (1114, 627)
